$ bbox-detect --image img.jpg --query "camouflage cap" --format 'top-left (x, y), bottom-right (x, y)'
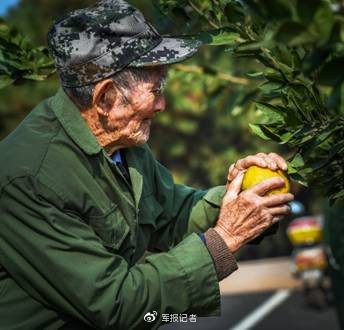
top-left (47, 0), bottom-right (201, 87)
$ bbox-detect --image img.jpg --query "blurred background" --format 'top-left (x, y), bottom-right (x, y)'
top-left (0, 1), bottom-right (342, 329)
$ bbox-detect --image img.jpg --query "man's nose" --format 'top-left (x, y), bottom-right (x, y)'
top-left (154, 95), bottom-right (166, 113)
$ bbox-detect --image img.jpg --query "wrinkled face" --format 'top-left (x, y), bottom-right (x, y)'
top-left (106, 73), bottom-right (166, 147)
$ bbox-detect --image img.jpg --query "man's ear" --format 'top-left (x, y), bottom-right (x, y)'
top-left (93, 79), bottom-right (117, 117)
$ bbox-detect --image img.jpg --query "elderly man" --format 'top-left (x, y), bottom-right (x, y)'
top-left (0, 1), bottom-right (293, 329)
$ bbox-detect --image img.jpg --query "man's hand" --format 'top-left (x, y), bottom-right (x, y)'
top-left (214, 171), bottom-right (294, 253)
top-left (227, 153), bottom-right (288, 183)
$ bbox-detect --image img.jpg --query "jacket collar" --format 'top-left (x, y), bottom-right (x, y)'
top-left (50, 88), bottom-right (144, 206)
top-left (51, 88), bottom-right (102, 155)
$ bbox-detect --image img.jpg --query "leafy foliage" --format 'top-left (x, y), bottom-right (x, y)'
top-left (0, 19), bottom-right (55, 88)
top-left (156, 0), bottom-right (344, 203)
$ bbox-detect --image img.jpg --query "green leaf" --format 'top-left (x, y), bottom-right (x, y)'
top-left (290, 153), bottom-right (304, 168)
top-left (264, 70), bottom-right (284, 83)
top-left (310, 0), bottom-right (334, 46)
top-left (302, 124), bottom-right (342, 157)
top-left (0, 57), bottom-right (30, 71)
top-left (330, 189), bottom-right (344, 202)
top-left (197, 28), bottom-right (241, 46)
top-left (249, 123), bottom-right (271, 140)
top-left (246, 71), bottom-right (264, 77)
top-left (289, 172), bottom-right (308, 186)
top-left (236, 40), bottom-right (272, 52)
top-left (310, 140), bottom-right (344, 170)
top-left (250, 124), bottom-right (282, 142)
top-left (273, 45), bottom-right (296, 69)
top-left (279, 132), bottom-right (294, 144)
top-left (286, 162), bottom-right (297, 174)
top-left (255, 102), bottom-right (285, 124)
top-left (259, 81), bottom-right (284, 93)
top-left (296, 0), bottom-right (334, 46)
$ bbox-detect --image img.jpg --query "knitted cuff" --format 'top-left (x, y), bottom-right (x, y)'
top-left (204, 228), bottom-right (238, 281)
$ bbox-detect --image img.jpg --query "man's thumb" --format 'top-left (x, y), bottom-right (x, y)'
top-left (225, 171), bottom-right (245, 202)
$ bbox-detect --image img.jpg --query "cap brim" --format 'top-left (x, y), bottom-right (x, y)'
top-left (129, 37), bottom-right (202, 67)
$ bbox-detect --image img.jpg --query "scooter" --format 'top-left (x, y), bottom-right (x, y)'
top-left (287, 216), bottom-right (331, 309)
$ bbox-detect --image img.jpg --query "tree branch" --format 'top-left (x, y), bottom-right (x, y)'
top-left (187, 0), bottom-right (220, 29)
top-left (173, 64), bottom-right (250, 85)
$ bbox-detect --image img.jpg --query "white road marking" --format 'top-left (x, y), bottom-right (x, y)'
top-left (229, 289), bottom-right (291, 330)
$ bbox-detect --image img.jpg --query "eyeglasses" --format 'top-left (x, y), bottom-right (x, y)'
top-left (115, 77), bottom-right (167, 105)
top-left (151, 78), bottom-right (166, 96)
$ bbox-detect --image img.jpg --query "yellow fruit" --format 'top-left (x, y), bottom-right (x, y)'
top-left (242, 165), bottom-right (290, 196)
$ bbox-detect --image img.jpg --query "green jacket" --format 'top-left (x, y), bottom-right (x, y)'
top-left (0, 88), bottom-right (226, 330)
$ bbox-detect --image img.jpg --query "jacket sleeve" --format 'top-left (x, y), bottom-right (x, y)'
top-left (0, 176), bottom-right (222, 329)
top-left (144, 144), bottom-right (226, 252)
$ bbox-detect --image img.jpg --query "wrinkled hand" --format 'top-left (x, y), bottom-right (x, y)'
top-left (215, 171), bottom-right (294, 253)
top-left (227, 153), bottom-right (288, 184)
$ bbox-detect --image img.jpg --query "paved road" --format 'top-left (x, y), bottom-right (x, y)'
top-left (160, 290), bottom-right (339, 330)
